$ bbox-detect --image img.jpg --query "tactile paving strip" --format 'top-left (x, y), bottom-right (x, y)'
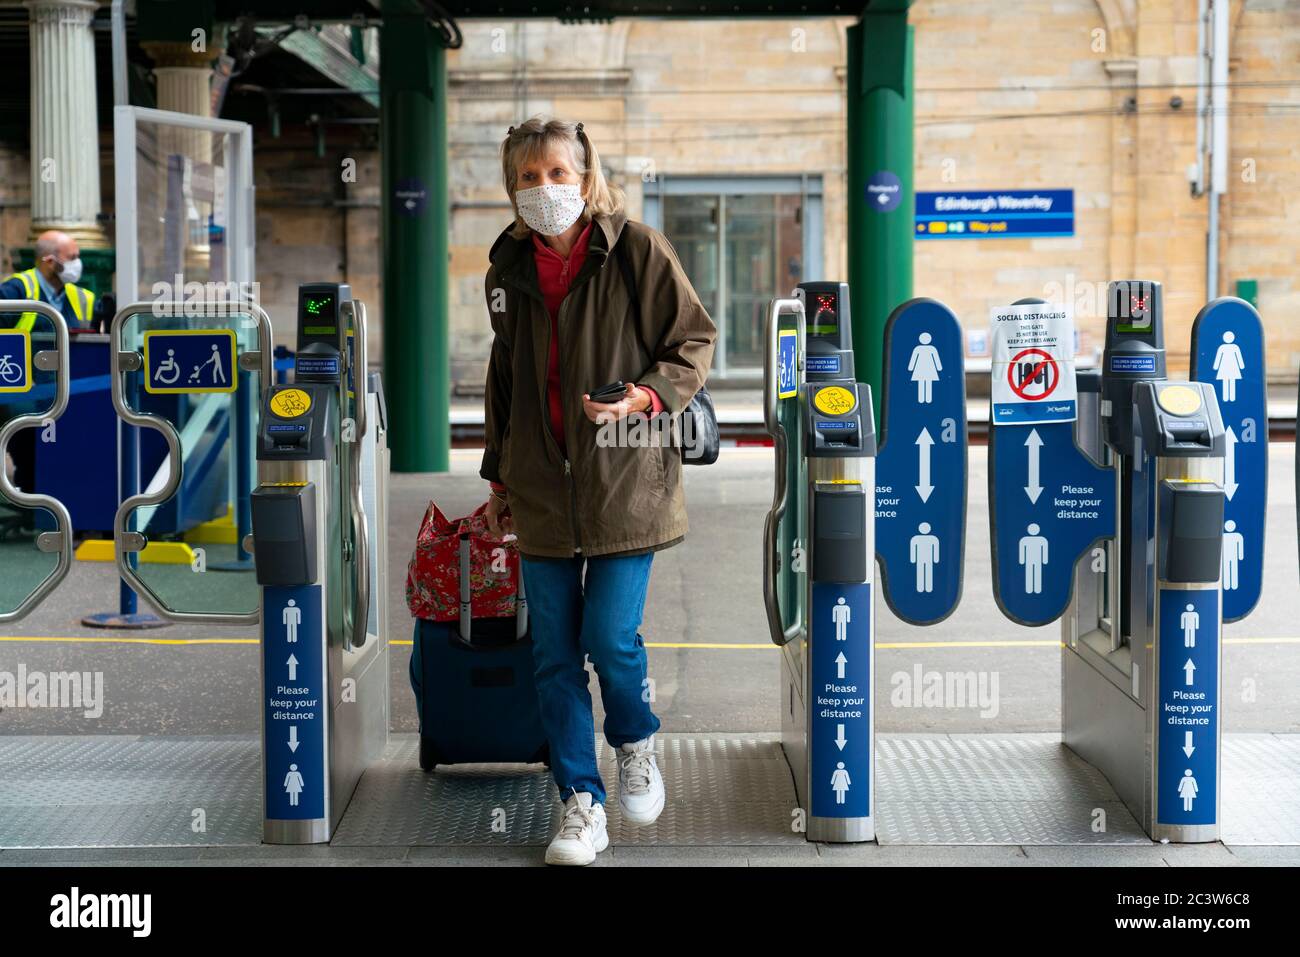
top-left (876, 734), bottom-right (1151, 845)
top-left (331, 733), bottom-right (804, 846)
top-left (0, 736), bottom-right (262, 848)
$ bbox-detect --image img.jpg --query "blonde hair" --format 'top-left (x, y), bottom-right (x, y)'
top-left (500, 116), bottom-right (624, 238)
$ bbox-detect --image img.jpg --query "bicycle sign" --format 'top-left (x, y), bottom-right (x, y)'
top-left (0, 330), bottom-right (32, 393)
top-left (143, 329), bottom-right (238, 395)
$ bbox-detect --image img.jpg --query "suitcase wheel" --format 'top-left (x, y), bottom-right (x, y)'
top-left (419, 735), bottom-right (441, 772)
top-left (529, 742), bottom-right (551, 769)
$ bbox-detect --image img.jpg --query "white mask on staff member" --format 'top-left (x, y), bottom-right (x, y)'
top-left (56, 256), bottom-right (83, 285)
top-left (515, 183), bottom-right (585, 236)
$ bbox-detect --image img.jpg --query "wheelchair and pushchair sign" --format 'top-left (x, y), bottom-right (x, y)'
top-left (143, 329), bottom-right (238, 394)
top-left (0, 329), bottom-right (32, 393)
top-left (777, 328), bottom-right (798, 399)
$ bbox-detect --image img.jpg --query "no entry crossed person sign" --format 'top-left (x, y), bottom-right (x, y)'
top-left (991, 303), bottom-right (1077, 425)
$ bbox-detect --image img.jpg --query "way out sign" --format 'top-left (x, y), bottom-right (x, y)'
top-left (875, 298), bottom-right (967, 625)
top-left (1190, 297), bottom-right (1266, 623)
top-left (990, 303), bottom-right (1077, 425)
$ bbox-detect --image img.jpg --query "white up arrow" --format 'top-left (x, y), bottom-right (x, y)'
top-left (915, 428), bottom-right (935, 502)
top-left (835, 651), bottom-right (848, 680)
top-left (1024, 429), bottom-right (1044, 503)
top-left (287, 653), bottom-right (299, 682)
top-left (288, 726), bottom-right (300, 753)
top-left (1224, 426), bottom-right (1239, 500)
top-left (835, 724), bottom-right (848, 750)
top-left (1184, 658), bottom-right (1196, 686)
top-left (1183, 731), bottom-right (1195, 758)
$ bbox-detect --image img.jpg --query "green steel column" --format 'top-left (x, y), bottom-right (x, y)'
top-left (380, 0), bottom-right (449, 472)
top-left (847, 9), bottom-right (914, 428)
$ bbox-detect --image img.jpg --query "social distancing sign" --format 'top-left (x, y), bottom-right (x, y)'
top-left (990, 304), bottom-right (1077, 425)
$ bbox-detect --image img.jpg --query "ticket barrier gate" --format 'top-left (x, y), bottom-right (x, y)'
top-left (1060, 283), bottom-right (1228, 841)
top-left (984, 281), bottom-right (1266, 843)
top-left (763, 283), bottom-right (968, 843)
top-left (764, 283), bottom-right (876, 842)
top-left (111, 285), bottom-right (389, 844)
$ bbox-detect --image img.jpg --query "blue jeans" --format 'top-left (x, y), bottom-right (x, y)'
top-left (520, 552), bottom-right (660, 804)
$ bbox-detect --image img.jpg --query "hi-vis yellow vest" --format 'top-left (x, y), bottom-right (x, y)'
top-left (5, 268), bottom-right (94, 332)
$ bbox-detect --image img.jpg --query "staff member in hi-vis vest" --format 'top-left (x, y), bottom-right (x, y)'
top-left (0, 229), bottom-right (96, 332)
top-left (0, 230), bottom-right (96, 501)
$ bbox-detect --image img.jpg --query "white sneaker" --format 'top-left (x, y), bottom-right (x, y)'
top-left (617, 736), bottom-right (665, 826)
top-left (545, 792), bottom-right (609, 866)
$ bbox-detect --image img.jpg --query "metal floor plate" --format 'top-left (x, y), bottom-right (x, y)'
top-left (331, 734), bottom-right (804, 846)
top-left (2, 733), bottom-right (1298, 849)
top-left (876, 734), bottom-right (1150, 845)
top-left (0, 736), bottom-right (262, 848)
top-left (1221, 734), bottom-right (1300, 846)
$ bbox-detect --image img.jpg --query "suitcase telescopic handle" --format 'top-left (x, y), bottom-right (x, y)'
top-left (457, 532), bottom-right (529, 643)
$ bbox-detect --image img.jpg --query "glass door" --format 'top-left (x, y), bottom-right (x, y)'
top-left (654, 178), bottom-right (818, 380)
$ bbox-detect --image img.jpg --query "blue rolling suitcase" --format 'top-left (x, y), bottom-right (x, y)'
top-left (408, 533), bottom-right (549, 771)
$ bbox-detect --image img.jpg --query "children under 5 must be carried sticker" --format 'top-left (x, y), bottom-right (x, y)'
top-left (990, 303), bottom-right (1078, 426)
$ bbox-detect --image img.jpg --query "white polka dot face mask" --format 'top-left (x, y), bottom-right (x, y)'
top-left (515, 183), bottom-right (586, 236)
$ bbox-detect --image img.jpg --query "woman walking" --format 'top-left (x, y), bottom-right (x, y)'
top-left (480, 117), bottom-right (716, 865)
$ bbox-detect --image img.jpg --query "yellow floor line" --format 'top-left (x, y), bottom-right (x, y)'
top-left (0, 635), bottom-right (258, 646)
top-left (1, 635), bottom-right (1298, 649)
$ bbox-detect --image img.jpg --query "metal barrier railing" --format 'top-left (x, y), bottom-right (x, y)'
top-left (109, 300), bottom-right (272, 625)
top-left (0, 301), bottom-right (74, 623)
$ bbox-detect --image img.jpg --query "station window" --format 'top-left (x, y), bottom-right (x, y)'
top-left (645, 176), bottom-right (823, 380)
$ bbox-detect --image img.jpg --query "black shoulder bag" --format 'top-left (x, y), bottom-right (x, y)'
top-left (614, 237), bottom-right (720, 465)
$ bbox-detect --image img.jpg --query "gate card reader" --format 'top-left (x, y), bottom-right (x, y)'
top-left (1102, 279), bottom-right (1165, 455)
top-left (257, 384), bottom-right (332, 459)
top-left (1134, 381), bottom-right (1227, 586)
top-left (250, 483), bottom-right (318, 586)
top-left (804, 382), bottom-right (876, 457)
top-left (1135, 381), bottom-right (1226, 458)
top-left (295, 282), bottom-right (351, 384)
top-left (797, 281), bottom-right (854, 381)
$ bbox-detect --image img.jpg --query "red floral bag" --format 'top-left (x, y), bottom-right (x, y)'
top-left (405, 500), bottom-right (522, 622)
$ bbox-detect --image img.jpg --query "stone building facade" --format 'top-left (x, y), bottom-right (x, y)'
top-left (1, 1), bottom-right (1296, 388)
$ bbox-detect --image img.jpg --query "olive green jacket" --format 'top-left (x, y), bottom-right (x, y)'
top-left (479, 212), bottom-right (717, 558)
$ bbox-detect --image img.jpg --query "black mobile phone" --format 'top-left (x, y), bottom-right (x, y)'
top-left (587, 380), bottom-right (627, 402)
